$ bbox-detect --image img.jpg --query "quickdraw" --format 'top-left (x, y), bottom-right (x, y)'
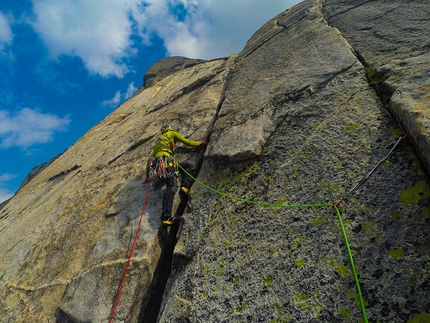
top-left (148, 156), bottom-right (178, 183)
top-left (332, 133), bottom-right (406, 206)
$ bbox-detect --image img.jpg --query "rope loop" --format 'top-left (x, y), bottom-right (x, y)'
top-left (177, 162), bottom-right (368, 323)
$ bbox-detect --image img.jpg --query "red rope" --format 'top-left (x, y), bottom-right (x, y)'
top-left (109, 181), bottom-right (151, 322)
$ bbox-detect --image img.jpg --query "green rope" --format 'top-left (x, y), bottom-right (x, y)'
top-left (176, 162), bottom-right (368, 322)
top-left (333, 205), bottom-right (369, 323)
top-left (176, 163), bottom-right (331, 208)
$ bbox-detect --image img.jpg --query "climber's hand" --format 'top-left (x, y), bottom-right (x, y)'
top-left (200, 140), bottom-right (207, 146)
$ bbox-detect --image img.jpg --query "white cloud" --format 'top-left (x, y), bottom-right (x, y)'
top-left (0, 174), bottom-right (17, 203)
top-left (125, 82), bottom-right (137, 99)
top-left (31, 0), bottom-right (141, 77)
top-left (103, 82), bottom-right (137, 108)
top-left (0, 173), bottom-right (17, 182)
top-left (129, 0), bottom-right (302, 59)
top-left (0, 11), bottom-right (13, 53)
top-left (30, 0), bottom-right (301, 77)
top-left (0, 188), bottom-right (14, 204)
top-left (0, 108), bottom-right (70, 149)
top-left (102, 91), bottom-right (121, 108)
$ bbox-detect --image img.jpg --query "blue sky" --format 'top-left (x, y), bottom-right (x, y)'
top-left (0, 0), bottom-right (301, 203)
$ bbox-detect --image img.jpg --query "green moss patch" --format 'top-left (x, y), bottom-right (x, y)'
top-left (346, 124), bottom-right (358, 131)
top-left (407, 311), bottom-right (430, 323)
top-left (291, 291), bottom-right (323, 318)
top-left (219, 162), bottom-right (260, 190)
top-left (336, 265), bottom-right (350, 278)
top-left (296, 258), bottom-right (305, 268)
top-left (361, 220), bottom-right (380, 238)
top-left (290, 235), bottom-right (307, 251)
top-left (340, 307), bottom-right (353, 321)
top-left (264, 275), bottom-right (273, 287)
top-left (293, 293), bottom-right (310, 311)
top-left (270, 304), bottom-right (291, 323)
top-left (389, 248), bottom-right (405, 261)
top-left (312, 217), bottom-right (328, 226)
top-left (389, 128), bottom-right (403, 136)
top-left (391, 210), bottom-right (401, 218)
top-left (400, 180), bottom-right (430, 205)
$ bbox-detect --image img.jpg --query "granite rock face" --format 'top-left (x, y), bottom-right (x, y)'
top-left (143, 56), bottom-right (208, 88)
top-left (0, 58), bottom-right (232, 322)
top-left (0, 0), bottom-right (429, 322)
top-left (161, 0), bottom-right (430, 322)
top-left (322, 0), bottom-right (430, 188)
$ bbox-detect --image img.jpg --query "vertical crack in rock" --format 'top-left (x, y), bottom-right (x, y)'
top-left (352, 49), bottom-right (395, 107)
top-left (320, 5), bottom-right (395, 112)
top-left (55, 308), bottom-right (74, 323)
top-left (137, 69), bottom-right (232, 323)
top-left (138, 229), bottom-right (178, 323)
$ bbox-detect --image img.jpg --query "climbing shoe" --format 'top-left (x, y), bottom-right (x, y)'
top-left (180, 187), bottom-right (190, 196)
top-left (162, 218), bottom-right (175, 226)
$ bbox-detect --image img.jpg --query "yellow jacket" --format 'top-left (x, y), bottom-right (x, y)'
top-left (146, 129), bottom-right (201, 176)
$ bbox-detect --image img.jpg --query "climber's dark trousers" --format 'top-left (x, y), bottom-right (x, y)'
top-left (179, 163), bottom-right (195, 190)
top-left (161, 166), bottom-right (178, 219)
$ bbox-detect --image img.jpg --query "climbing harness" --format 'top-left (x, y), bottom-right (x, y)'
top-left (148, 156), bottom-right (177, 185)
top-left (109, 181), bottom-right (151, 323)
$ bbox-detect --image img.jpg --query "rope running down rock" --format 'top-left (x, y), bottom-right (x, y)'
top-left (176, 133), bottom-right (407, 323)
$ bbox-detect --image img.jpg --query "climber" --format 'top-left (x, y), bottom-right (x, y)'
top-left (144, 125), bottom-right (206, 225)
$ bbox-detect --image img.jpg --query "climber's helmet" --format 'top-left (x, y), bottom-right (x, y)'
top-left (161, 125), bottom-right (171, 132)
